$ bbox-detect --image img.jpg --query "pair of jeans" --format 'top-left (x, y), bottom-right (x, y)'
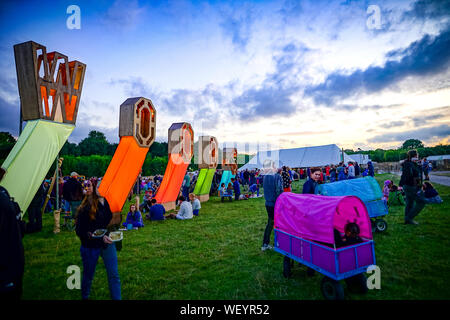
top-left (80, 244), bottom-right (121, 300)
top-left (70, 200), bottom-right (82, 218)
top-left (182, 186), bottom-right (190, 201)
top-left (403, 185), bottom-right (426, 222)
top-left (27, 205), bottom-right (42, 233)
top-left (262, 206), bottom-right (275, 246)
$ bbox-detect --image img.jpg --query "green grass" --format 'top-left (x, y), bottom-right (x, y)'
top-left (22, 174), bottom-right (450, 300)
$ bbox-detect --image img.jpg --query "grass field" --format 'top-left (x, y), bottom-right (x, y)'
top-left (21, 174), bottom-right (450, 300)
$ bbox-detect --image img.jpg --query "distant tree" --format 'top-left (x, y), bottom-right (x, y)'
top-left (149, 142), bottom-right (168, 158)
top-left (0, 132), bottom-right (16, 159)
top-left (402, 139), bottom-right (424, 150)
top-left (78, 130), bottom-right (110, 156)
top-left (60, 141), bottom-right (80, 156)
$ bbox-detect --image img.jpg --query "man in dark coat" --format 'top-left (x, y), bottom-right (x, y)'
top-left (63, 172), bottom-right (83, 218)
top-left (399, 150), bottom-right (425, 225)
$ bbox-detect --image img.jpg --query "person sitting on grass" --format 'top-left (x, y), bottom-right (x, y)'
top-left (166, 196), bottom-right (193, 220)
top-left (220, 183), bottom-right (232, 202)
top-left (140, 190), bottom-right (153, 213)
top-left (420, 182), bottom-right (443, 204)
top-left (190, 193), bottom-right (201, 216)
top-left (122, 204), bottom-right (144, 228)
top-left (248, 183), bottom-right (259, 198)
top-left (146, 199), bottom-right (165, 221)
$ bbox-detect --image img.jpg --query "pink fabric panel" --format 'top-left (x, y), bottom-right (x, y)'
top-left (334, 196), bottom-right (373, 239)
top-left (274, 193), bottom-right (372, 244)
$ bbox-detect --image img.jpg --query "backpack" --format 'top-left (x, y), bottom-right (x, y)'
top-left (0, 186), bottom-right (22, 223)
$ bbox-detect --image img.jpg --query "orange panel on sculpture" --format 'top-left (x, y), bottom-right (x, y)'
top-left (153, 153), bottom-right (189, 204)
top-left (98, 136), bottom-right (149, 213)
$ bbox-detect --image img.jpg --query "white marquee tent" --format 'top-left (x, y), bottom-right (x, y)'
top-left (349, 153), bottom-right (371, 165)
top-left (238, 144), bottom-right (356, 171)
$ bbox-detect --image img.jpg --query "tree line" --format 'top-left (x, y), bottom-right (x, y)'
top-left (1, 132), bottom-right (448, 178)
top-left (345, 139), bottom-right (450, 163)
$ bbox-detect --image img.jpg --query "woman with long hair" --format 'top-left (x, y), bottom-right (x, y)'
top-left (75, 180), bottom-right (121, 300)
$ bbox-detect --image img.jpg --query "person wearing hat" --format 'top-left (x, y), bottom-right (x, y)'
top-left (63, 172), bottom-right (83, 218)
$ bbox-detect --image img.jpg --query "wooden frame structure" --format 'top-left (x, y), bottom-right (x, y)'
top-left (14, 41), bottom-right (86, 124)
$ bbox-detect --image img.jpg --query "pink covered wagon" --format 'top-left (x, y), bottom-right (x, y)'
top-left (274, 193), bottom-right (376, 300)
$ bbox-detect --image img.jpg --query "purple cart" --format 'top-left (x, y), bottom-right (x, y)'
top-left (274, 193), bottom-right (376, 300)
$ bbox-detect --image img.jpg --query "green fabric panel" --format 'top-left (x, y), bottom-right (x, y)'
top-left (193, 168), bottom-right (208, 194)
top-left (0, 120), bottom-right (74, 215)
top-left (199, 168), bottom-right (216, 195)
top-left (1, 120), bottom-right (39, 169)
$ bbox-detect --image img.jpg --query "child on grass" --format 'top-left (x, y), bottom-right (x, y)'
top-left (190, 193), bottom-right (201, 216)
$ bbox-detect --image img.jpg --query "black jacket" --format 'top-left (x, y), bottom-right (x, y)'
top-left (75, 198), bottom-right (112, 248)
top-left (63, 177), bottom-right (83, 202)
top-left (0, 187), bottom-right (24, 286)
top-left (399, 160), bottom-right (421, 187)
top-left (302, 179), bottom-right (318, 194)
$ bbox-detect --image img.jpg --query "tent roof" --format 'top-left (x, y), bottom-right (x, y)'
top-left (238, 144), bottom-right (355, 171)
top-left (274, 193), bottom-right (372, 244)
top-left (349, 153), bottom-right (371, 165)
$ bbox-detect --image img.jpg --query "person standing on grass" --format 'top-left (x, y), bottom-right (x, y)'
top-left (261, 162), bottom-right (283, 251)
top-left (355, 162), bottom-right (360, 178)
top-left (348, 162), bottom-right (355, 179)
top-left (64, 172), bottom-right (83, 218)
top-left (75, 180), bottom-right (121, 300)
top-left (399, 150), bottom-right (426, 225)
top-left (367, 161), bottom-right (375, 177)
top-left (182, 173), bottom-right (191, 201)
top-left (281, 166), bottom-right (292, 192)
top-left (302, 167), bottom-right (321, 194)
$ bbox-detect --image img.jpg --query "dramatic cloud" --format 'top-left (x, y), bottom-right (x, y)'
top-left (305, 28), bottom-right (450, 106)
top-left (0, 96), bottom-right (19, 136)
top-left (220, 4), bottom-right (255, 51)
top-left (368, 124), bottom-right (450, 143)
top-left (101, 0), bottom-right (147, 31)
top-left (382, 121), bottom-right (406, 129)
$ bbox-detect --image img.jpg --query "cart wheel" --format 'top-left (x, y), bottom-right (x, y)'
top-left (321, 277), bottom-right (344, 300)
top-left (283, 256), bottom-right (292, 278)
top-left (306, 267), bottom-right (315, 277)
top-left (375, 219), bottom-right (387, 232)
top-left (371, 220), bottom-right (376, 233)
top-left (345, 273), bottom-right (368, 294)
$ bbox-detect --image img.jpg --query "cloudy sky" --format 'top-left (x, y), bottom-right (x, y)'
top-left (0, 0), bottom-right (449, 153)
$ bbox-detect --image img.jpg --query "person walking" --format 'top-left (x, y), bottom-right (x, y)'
top-left (399, 150), bottom-right (426, 225)
top-left (261, 162), bottom-right (283, 251)
top-left (75, 180), bottom-right (121, 300)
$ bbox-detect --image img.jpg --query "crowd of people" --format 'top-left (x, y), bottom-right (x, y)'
top-left (1, 150), bottom-right (443, 300)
